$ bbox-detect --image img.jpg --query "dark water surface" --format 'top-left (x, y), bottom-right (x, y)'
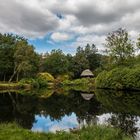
top-left (0, 89), bottom-right (140, 139)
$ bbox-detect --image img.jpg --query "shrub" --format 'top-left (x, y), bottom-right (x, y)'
top-left (95, 71), bottom-right (109, 89)
top-left (57, 74), bottom-right (70, 80)
top-left (123, 67), bottom-right (140, 89)
top-left (37, 73), bottom-right (54, 82)
top-left (36, 72), bottom-right (54, 88)
top-left (95, 66), bottom-right (140, 90)
top-left (19, 78), bottom-right (39, 88)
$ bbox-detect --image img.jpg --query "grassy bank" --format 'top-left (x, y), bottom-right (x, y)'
top-left (0, 123), bottom-right (133, 140)
top-left (0, 72), bottom-right (55, 91)
top-left (0, 82), bottom-right (31, 90)
top-left (62, 78), bottom-right (95, 92)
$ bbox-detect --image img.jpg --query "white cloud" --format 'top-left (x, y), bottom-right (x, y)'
top-left (1, 0), bottom-right (140, 52)
top-left (51, 32), bottom-right (72, 42)
top-left (0, 0), bottom-right (59, 38)
top-left (71, 34), bottom-right (106, 52)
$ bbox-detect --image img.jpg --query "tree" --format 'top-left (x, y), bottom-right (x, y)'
top-left (44, 49), bottom-right (69, 76)
top-left (70, 44), bottom-right (102, 78)
top-left (71, 47), bottom-right (89, 78)
top-left (105, 28), bottom-right (134, 66)
top-left (0, 34), bottom-right (18, 81)
top-left (9, 40), bottom-right (39, 82)
top-left (84, 44), bottom-right (101, 71)
top-left (0, 44), bottom-right (14, 81)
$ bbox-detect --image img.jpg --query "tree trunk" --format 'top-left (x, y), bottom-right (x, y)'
top-left (9, 65), bottom-right (19, 82)
top-left (8, 92), bottom-right (16, 115)
top-left (9, 69), bottom-right (17, 82)
top-left (16, 72), bottom-right (19, 82)
top-left (3, 74), bottom-right (6, 82)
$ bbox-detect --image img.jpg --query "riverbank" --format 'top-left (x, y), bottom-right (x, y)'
top-left (0, 123), bottom-right (133, 140)
top-left (0, 82), bottom-right (31, 90)
top-left (0, 77), bottom-right (95, 92)
top-left (61, 78), bottom-right (95, 92)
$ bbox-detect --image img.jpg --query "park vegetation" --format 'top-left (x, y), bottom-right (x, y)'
top-left (95, 28), bottom-right (140, 90)
top-left (0, 28), bottom-right (140, 90)
top-left (0, 33), bottom-right (103, 89)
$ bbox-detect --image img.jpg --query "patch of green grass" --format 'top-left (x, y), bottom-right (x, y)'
top-left (62, 78), bottom-right (95, 92)
top-left (0, 123), bottom-right (133, 140)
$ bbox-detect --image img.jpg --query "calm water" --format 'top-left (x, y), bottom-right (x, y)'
top-left (0, 89), bottom-right (140, 139)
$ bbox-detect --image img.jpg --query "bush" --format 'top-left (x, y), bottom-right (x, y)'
top-left (19, 78), bottom-right (39, 88)
top-left (36, 72), bottom-right (54, 88)
top-left (123, 67), bottom-right (140, 89)
top-left (56, 74), bottom-right (70, 81)
top-left (95, 66), bottom-right (140, 90)
top-left (37, 73), bottom-right (54, 82)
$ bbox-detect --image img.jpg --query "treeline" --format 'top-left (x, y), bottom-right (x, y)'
top-left (40, 44), bottom-right (104, 78)
top-left (0, 33), bottom-right (105, 82)
top-left (1, 28), bottom-right (140, 84)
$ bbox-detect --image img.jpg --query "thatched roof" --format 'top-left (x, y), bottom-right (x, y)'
top-left (81, 93), bottom-right (94, 100)
top-left (81, 69), bottom-right (94, 77)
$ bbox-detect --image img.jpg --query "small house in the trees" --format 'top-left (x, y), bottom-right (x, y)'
top-left (80, 69), bottom-right (94, 78)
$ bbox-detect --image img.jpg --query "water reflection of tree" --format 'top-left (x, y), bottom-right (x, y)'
top-left (95, 89), bottom-right (140, 116)
top-left (0, 92), bottom-right (36, 129)
top-left (95, 89), bottom-right (140, 137)
top-left (108, 114), bottom-right (138, 137)
top-left (2, 88), bottom-right (139, 135)
top-left (38, 91), bottom-right (101, 122)
top-left (0, 90), bottom-right (102, 129)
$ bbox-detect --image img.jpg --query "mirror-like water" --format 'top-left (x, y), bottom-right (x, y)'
top-left (0, 89), bottom-right (140, 139)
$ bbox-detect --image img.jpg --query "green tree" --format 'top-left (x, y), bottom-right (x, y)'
top-left (0, 44), bottom-right (14, 81)
top-left (44, 49), bottom-right (69, 76)
top-left (71, 44), bottom-right (102, 78)
top-left (71, 46), bottom-right (89, 78)
top-left (0, 34), bottom-right (18, 81)
top-left (84, 44), bottom-right (101, 71)
top-left (105, 28), bottom-right (134, 66)
top-left (9, 40), bottom-right (39, 82)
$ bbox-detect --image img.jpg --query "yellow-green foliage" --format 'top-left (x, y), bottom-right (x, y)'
top-left (37, 72), bottom-right (54, 82)
top-left (57, 74), bottom-right (70, 81)
top-left (0, 82), bottom-right (32, 90)
top-left (36, 72), bottom-right (54, 88)
top-left (62, 78), bottom-right (95, 91)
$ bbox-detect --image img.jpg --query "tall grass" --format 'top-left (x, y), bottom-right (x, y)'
top-left (0, 123), bottom-right (133, 140)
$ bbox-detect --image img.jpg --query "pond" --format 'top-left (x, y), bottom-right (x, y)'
top-left (0, 89), bottom-right (140, 140)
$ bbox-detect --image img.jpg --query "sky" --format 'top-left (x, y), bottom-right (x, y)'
top-left (0, 0), bottom-right (140, 54)
top-left (32, 113), bottom-right (78, 132)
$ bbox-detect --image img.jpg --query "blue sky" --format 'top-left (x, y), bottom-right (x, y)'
top-left (28, 32), bottom-right (77, 54)
top-left (0, 0), bottom-right (140, 54)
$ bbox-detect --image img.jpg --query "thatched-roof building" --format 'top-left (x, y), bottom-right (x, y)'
top-left (80, 69), bottom-right (94, 77)
top-left (81, 93), bottom-right (94, 100)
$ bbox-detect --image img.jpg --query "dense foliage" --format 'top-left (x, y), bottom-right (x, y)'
top-left (95, 66), bottom-right (140, 90)
top-left (0, 34), bottom-right (39, 82)
top-left (41, 44), bottom-right (103, 78)
top-left (0, 28), bottom-right (140, 86)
